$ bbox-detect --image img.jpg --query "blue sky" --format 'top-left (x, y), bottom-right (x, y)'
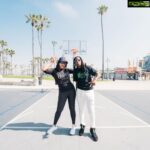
top-left (0, 0), bottom-right (150, 69)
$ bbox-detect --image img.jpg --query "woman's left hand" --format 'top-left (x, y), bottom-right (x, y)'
top-left (89, 80), bottom-right (96, 86)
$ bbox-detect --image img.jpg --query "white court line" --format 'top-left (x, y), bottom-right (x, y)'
top-left (1, 91), bottom-right (149, 131)
top-left (96, 125), bottom-right (150, 129)
top-left (3, 125), bottom-right (150, 130)
top-left (96, 91), bottom-right (149, 126)
top-left (3, 127), bottom-right (49, 129)
top-left (0, 91), bottom-right (50, 131)
top-left (13, 110), bottom-right (34, 120)
top-left (15, 105), bottom-right (57, 120)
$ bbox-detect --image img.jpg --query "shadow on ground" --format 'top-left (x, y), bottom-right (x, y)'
top-left (1, 122), bottom-right (93, 141)
top-left (1, 122), bottom-right (50, 132)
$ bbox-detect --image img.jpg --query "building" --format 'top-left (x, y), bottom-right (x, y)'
top-left (140, 54), bottom-right (150, 80)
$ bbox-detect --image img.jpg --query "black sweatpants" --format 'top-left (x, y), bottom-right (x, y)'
top-left (53, 88), bottom-right (76, 125)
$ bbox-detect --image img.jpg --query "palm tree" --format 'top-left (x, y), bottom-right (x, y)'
top-left (5, 62), bottom-right (11, 75)
top-left (0, 50), bottom-right (3, 74)
top-left (35, 15), bottom-right (50, 85)
top-left (97, 5), bottom-right (108, 80)
top-left (14, 64), bottom-right (17, 75)
top-left (0, 40), bottom-right (7, 75)
top-left (9, 49), bottom-right (15, 75)
top-left (34, 57), bottom-right (39, 75)
top-left (26, 14), bottom-right (38, 77)
top-left (3, 48), bottom-right (10, 75)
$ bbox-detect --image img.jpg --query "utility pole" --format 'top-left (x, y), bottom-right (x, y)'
top-left (106, 57), bottom-right (110, 79)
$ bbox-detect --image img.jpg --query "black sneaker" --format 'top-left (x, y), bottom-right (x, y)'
top-left (90, 128), bottom-right (98, 142)
top-left (79, 124), bottom-right (85, 136)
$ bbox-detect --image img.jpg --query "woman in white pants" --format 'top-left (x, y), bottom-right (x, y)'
top-left (73, 56), bottom-right (99, 142)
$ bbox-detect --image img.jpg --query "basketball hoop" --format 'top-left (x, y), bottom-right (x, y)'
top-left (71, 48), bottom-right (78, 55)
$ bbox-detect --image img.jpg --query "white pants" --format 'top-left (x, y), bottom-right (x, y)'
top-left (77, 88), bottom-right (96, 128)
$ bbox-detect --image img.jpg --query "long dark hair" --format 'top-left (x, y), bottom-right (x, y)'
top-left (73, 56), bottom-right (86, 71)
top-left (73, 56), bottom-right (86, 82)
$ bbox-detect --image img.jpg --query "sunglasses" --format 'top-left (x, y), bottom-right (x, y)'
top-left (75, 59), bottom-right (81, 62)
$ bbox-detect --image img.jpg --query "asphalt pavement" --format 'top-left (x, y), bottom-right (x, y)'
top-left (0, 88), bottom-right (49, 128)
top-left (0, 80), bottom-right (150, 150)
top-left (99, 90), bottom-right (150, 124)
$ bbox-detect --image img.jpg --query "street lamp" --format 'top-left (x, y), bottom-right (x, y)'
top-left (51, 41), bottom-right (57, 56)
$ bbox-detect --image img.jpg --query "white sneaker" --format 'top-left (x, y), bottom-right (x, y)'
top-left (69, 126), bottom-right (76, 135)
top-left (47, 125), bottom-right (58, 135)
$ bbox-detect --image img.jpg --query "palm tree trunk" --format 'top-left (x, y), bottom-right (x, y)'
top-left (38, 60), bottom-right (40, 76)
top-left (0, 53), bottom-right (1, 74)
top-left (11, 56), bottom-right (13, 75)
top-left (5, 54), bottom-right (8, 75)
top-left (32, 26), bottom-right (35, 77)
top-left (39, 30), bottom-right (43, 85)
top-left (40, 30), bottom-right (43, 73)
top-left (101, 14), bottom-right (105, 80)
top-left (37, 30), bottom-right (42, 76)
top-left (2, 52), bottom-right (5, 76)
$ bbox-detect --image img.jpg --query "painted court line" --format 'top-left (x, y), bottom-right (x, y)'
top-left (1, 91), bottom-right (149, 132)
top-left (3, 125), bottom-right (150, 130)
top-left (96, 91), bottom-right (149, 126)
top-left (0, 91), bottom-right (50, 131)
top-left (15, 105), bottom-right (57, 120)
top-left (13, 110), bottom-right (34, 120)
top-left (96, 125), bottom-right (150, 129)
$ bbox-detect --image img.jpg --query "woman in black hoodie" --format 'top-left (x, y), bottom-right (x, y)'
top-left (42, 57), bottom-right (76, 135)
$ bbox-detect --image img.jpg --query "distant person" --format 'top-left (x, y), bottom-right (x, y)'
top-left (113, 74), bottom-right (116, 81)
top-left (42, 57), bottom-right (76, 135)
top-left (73, 56), bottom-right (99, 142)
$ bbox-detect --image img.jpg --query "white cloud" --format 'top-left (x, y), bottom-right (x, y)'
top-left (55, 2), bottom-right (79, 18)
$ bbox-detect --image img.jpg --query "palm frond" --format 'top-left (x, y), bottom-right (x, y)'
top-left (97, 5), bottom-right (108, 15)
